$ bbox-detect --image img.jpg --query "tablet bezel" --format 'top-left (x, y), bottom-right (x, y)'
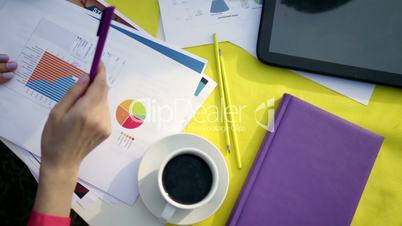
top-left (257, 0), bottom-right (402, 87)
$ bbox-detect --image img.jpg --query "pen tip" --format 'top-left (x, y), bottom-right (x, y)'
top-left (227, 145), bottom-right (231, 152)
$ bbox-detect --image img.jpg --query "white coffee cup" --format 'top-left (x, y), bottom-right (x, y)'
top-left (157, 147), bottom-right (219, 222)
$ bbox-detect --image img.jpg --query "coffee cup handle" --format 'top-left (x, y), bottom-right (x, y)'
top-left (160, 203), bottom-right (176, 222)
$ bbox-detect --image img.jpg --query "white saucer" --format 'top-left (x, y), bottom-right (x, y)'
top-left (138, 133), bottom-right (229, 225)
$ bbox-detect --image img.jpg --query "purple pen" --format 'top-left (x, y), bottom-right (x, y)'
top-left (89, 6), bottom-right (115, 82)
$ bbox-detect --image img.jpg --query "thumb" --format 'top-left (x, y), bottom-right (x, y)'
top-left (52, 74), bottom-right (90, 113)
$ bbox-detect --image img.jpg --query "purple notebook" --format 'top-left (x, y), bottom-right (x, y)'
top-left (227, 94), bottom-right (383, 226)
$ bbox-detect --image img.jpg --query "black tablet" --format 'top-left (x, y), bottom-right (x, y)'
top-left (257, 0), bottom-right (402, 87)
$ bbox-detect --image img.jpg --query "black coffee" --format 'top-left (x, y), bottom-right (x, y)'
top-left (162, 154), bottom-right (213, 205)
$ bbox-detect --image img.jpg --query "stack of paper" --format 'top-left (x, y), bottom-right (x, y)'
top-left (0, 0), bottom-right (216, 209)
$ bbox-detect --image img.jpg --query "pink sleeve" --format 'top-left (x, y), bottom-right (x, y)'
top-left (27, 210), bottom-right (71, 226)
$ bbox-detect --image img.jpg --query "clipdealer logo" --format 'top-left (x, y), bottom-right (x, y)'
top-left (255, 98), bottom-right (275, 132)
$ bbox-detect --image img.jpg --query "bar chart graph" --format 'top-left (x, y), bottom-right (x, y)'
top-left (4, 19), bottom-right (127, 109)
top-left (26, 51), bottom-right (85, 102)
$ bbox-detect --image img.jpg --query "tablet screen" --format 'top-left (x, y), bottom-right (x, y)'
top-left (269, 0), bottom-right (402, 75)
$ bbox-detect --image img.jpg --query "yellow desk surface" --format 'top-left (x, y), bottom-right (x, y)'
top-left (109, 1), bottom-right (402, 225)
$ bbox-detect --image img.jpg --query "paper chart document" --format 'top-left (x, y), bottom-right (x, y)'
top-left (0, 0), bottom-right (216, 205)
top-left (60, 0), bottom-right (209, 74)
top-left (6, 19), bottom-right (125, 108)
top-left (159, 0), bottom-right (262, 56)
top-left (158, 0), bottom-right (375, 105)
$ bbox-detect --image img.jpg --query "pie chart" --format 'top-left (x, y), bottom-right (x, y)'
top-left (116, 99), bottom-right (146, 129)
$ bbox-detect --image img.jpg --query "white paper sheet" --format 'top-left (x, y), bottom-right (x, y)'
top-left (94, 0), bottom-right (151, 36)
top-left (158, 0), bottom-right (375, 105)
top-left (62, 0), bottom-right (151, 36)
top-left (0, 0), bottom-right (216, 205)
top-left (158, 0), bottom-right (262, 56)
top-left (296, 71), bottom-right (375, 105)
top-left (63, 0), bottom-right (208, 75)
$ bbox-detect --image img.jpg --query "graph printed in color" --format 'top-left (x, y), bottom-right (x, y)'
top-left (211, 0), bottom-right (229, 13)
top-left (116, 100), bottom-right (146, 129)
top-left (26, 52), bottom-right (85, 103)
top-left (170, 0), bottom-right (262, 22)
top-left (7, 19), bottom-right (127, 109)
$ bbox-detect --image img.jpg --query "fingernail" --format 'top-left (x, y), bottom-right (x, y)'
top-left (78, 74), bottom-right (90, 84)
top-left (6, 62), bottom-right (18, 71)
top-left (0, 54), bottom-right (9, 62)
top-left (2, 72), bottom-right (13, 79)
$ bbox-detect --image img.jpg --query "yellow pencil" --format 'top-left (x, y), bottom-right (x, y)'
top-left (213, 33), bottom-right (232, 153)
top-left (219, 48), bottom-right (242, 169)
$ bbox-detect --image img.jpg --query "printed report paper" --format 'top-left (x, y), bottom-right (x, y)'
top-left (158, 0), bottom-right (375, 105)
top-left (0, 0), bottom-right (216, 204)
top-left (159, 0), bottom-right (262, 56)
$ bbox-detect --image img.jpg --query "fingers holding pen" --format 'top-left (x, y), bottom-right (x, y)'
top-left (78, 62), bottom-right (109, 106)
top-left (52, 73), bottom-right (90, 115)
top-left (68, 62), bottom-right (111, 140)
top-left (53, 62), bottom-right (108, 114)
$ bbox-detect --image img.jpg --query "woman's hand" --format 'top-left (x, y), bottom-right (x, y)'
top-left (34, 63), bottom-right (111, 216)
top-left (0, 54), bottom-right (18, 84)
top-left (41, 63), bottom-right (111, 171)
